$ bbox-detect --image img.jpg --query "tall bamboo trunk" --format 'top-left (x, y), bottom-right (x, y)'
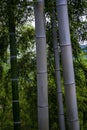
top-left (56, 0), bottom-right (80, 130)
top-left (51, 9), bottom-right (66, 130)
top-left (8, 0), bottom-right (21, 130)
top-left (34, 0), bottom-right (49, 130)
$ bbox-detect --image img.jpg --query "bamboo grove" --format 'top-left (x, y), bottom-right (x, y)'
top-left (0, 0), bottom-right (87, 130)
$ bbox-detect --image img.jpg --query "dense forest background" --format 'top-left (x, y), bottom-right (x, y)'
top-left (0, 0), bottom-right (87, 130)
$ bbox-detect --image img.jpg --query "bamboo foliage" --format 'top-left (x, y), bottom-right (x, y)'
top-left (51, 9), bottom-right (66, 130)
top-left (34, 0), bottom-right (49, 130)
top-left (8, 0), bottom-right (21, 130)
top-left (56, 0), bottom-right (80, 130)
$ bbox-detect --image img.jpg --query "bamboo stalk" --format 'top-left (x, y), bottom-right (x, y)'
top-left (34, 0), bottom-right (49, 130)
top-left (51, 9), bottom-right (66, 130)
top-left (56, 0), bottom-right (80, 130)
top-left (8, 0), bottom-right (21, 130)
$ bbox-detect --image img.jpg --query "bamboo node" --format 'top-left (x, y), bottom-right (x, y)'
top-left (38, 105), bottom-right (48, 108)
top-left (56, 1), bottom-right (67, 6)
top-left (12, 100), bottom-right (19, 103)
top-left (36, 35), bottom-right (45, 38)
top-left (57, 91), bottom-right (62, 93)
top-left (10, 55), bottom-right (16, 59)
top-left (58, 113), bottom-right (64, 115)
top-left (53, 46), bottom-right (58, 50)
top-left (11, 78), bottom-right (18, 81)
top-left (14, 122), bottom-right (21, 124)
top-left (60, 43), bottom-right (71, 47)
top-left (9, 32), bottom-right (15, 35)
top-left (55, 69), bottom-right (60, 71)
top-left (64, 82), bottom-right (75, 86)
top-left (37, 71), bottom-right (47, 74)
top-left (67, 119), bottom-right (79, 122)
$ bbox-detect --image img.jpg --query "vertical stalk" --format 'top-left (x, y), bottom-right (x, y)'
top-left (34, 0), bottom-right (49, 130)
top-left (8, 0), bottom-right (21, 130)
top-left (56, 0), bottom-right (80, 130)
top-left (51, 9), bottom-right (66, 130)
